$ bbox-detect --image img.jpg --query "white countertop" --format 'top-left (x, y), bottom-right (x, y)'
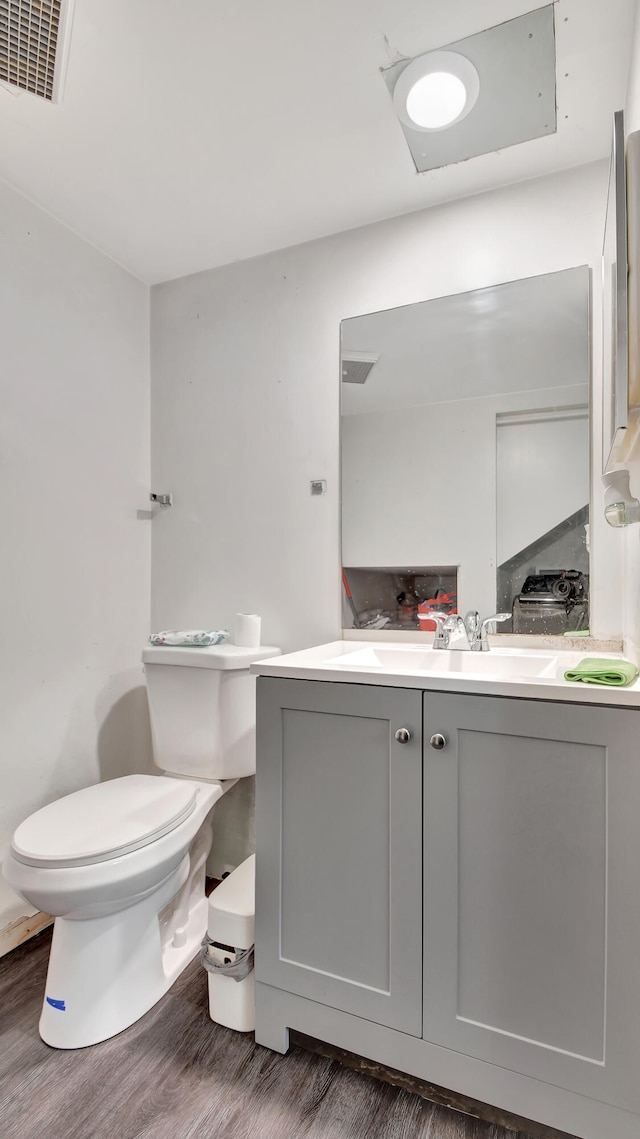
top-left (252, 640), bottom-right (640, 708)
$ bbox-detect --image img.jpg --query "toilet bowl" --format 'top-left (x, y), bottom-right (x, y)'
top-left (2, 642), bottom-right (280, 1049)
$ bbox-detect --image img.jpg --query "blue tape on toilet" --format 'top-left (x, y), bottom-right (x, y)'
top-left (46, 997), bottom-right (66, 1010)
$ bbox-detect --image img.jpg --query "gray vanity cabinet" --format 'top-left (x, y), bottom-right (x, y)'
top-left (256, 675), bottom-right (640, 1134)
top-left (255, 677), bottom-right (423, 1035)
top-left (422, 692), bottom-right (640, 1112)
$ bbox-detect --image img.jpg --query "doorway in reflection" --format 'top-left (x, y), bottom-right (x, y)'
top-left (496, 407), bottom-right (589, 632)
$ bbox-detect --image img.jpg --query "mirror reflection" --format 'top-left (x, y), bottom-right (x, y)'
top-left (340, 267), bottom-right (590, 635)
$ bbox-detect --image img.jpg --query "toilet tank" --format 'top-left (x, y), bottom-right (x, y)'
top-left (142, 644), bottom-right (281, 780)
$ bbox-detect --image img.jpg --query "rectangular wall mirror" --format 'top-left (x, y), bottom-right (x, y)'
top-left (340, 266), bottom-right (590, 636)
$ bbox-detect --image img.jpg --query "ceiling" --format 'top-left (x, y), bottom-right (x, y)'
top-left (0, 0), bottom-right (636, 284)
top-left (341, 267), bottom-right (589, 413)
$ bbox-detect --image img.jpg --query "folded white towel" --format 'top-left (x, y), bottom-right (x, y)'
top-left (149, 630), bottom-right (229, 647)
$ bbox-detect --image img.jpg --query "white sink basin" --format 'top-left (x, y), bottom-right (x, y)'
top-left (324, 645), bottom-right (559, 680)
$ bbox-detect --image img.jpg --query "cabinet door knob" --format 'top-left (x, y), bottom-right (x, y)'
top-left (429, 733), bottom-right (447, 750)
top-left (394, 728), bottom-right (412, 744)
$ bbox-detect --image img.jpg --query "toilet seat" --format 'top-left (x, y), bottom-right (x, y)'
top-left (11, 775), bottom-right (197, 869)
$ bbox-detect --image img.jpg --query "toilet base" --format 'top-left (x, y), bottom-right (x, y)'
top-left (39, 858), bottom-right (209, 1049)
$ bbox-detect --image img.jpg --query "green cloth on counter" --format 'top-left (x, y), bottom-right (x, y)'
top-left (563, 657), bottom-right (639, 686)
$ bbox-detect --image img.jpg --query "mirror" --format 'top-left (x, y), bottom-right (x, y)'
top-left (340, 266), bottom-right (590, 635)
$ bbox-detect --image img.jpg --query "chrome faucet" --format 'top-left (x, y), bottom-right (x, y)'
top-left (430, 610), bottom-right (510, 651)
top-left (429, 612), bottom-right (471, 650)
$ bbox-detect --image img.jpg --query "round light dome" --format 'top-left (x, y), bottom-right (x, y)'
top-left (393, 50), bottom-right (480, 133)
top-left (406, 72), bottom-right (467, 129)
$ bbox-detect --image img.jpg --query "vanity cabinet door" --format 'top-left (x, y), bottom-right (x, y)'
top-left (423, 692), bottom-right (640, 1112)
top-left (256, 677), bottom-right (423, 1035)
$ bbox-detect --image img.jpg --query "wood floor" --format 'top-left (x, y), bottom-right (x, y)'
top-left (0, 931), bottom-right (550, 1139)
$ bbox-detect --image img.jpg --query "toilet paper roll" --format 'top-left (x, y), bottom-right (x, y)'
top-left (234, 613), bottom-right (261, 647)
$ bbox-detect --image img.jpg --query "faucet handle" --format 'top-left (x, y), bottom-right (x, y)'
top-left (478, 612), bottom-right (510, 650)
top-left (423, 610), bottom-right (448, 647)
top-left (481, 612), bottom-right (511, 627)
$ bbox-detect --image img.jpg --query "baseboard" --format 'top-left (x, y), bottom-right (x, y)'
top-left (0, 911), bottom-right (53, 959)
top-left (291, 1032), bottom-right (577, 1139)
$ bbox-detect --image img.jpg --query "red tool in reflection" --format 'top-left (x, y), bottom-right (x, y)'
top-left (418, 591), bottom-right (457, 632)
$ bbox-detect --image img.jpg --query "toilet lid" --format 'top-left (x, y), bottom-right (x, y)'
top-left (11, 775), bottom-right (197, 868)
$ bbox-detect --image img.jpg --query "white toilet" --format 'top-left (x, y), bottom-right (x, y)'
top-left (3, 642), bottom-right (279, 1050)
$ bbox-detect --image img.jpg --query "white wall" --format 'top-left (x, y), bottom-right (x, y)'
top-left (0, 152), bottom-right (612, 923)
top-left (496, 411), bottom-right (590, 565)
top-left (342, 397), bottom-right (496, 615)
top-left (0, 181), bottom-right (152, 937)
top-left (151, 159), bottom-right (618, 651)
top-left (0, 136), bottom-right (622, 937)
top-left (626, 1), bottom-right (640, 133)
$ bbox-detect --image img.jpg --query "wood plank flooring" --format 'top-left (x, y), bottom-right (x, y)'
top-left (0, 930), bottom-right (558, 1139)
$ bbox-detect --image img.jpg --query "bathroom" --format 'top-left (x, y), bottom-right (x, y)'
top-left (2, 1), bottom-right (640, 1137)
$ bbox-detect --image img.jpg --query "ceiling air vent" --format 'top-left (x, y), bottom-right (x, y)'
top-left (341, 351), bottom-right (379, 384)
top-left (0, 0), bottom-right (75, 102)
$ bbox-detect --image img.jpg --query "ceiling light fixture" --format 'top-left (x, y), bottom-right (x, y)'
top-left (392, 50), bottom-right (480, 133)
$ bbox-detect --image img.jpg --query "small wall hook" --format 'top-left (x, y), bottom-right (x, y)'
top-left (150, 493), bottom-right (173, 506)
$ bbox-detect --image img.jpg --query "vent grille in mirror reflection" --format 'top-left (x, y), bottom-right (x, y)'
top-left (341, 352), bottom-right (378, 384)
